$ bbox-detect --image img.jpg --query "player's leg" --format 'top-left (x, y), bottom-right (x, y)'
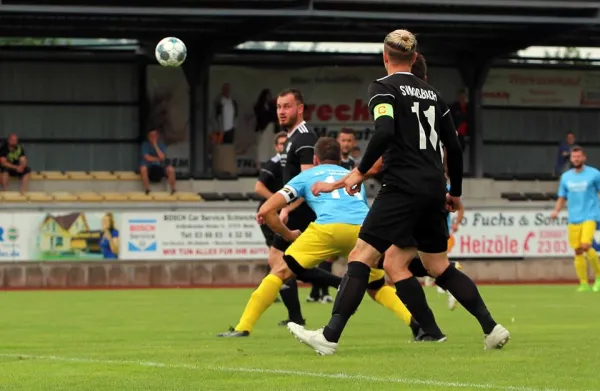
top-left (272, 235), bottom-right (305, 325)
top-left (319, 257), bottom-right (336, 302)
top-left (261, 223), bottom-right (280, 303)
top-left (383, 245), bottom-right (446, 341)
top-left (568, 224), bottom-right (590, 291)
top-left (217, 247), bottom-right (293, 337)
top-left (580, 221), bottom-right (600, 292)
top-left (365, 268), bottom-right (421, 340)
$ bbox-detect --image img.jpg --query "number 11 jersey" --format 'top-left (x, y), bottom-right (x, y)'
top-left (368, 72), bottom-right (455, 197)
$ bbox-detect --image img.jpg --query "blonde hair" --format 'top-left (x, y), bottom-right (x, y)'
top-left (384, 29), bottom-right (417, 63)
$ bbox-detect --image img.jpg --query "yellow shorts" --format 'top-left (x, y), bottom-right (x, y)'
top-left (285, 222), bottom-right (385, 284)
top-left (568, 221), bottom-right (596, 249)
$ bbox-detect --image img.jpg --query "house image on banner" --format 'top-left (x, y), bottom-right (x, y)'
top-left (38, 212), bottom-right (102, 257)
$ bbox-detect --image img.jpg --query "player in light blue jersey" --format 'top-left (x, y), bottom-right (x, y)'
top-left (218, 137), bottom-right (426, 340)
top-left (551, 146), bottom-right (600, 292)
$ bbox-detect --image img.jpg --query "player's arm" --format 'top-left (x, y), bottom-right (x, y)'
top-left (312, 158), bottom-right (383, 196)
top-left (258, 177), bottom-right (306, 241)
top-left (257, 193), bottom-right (297, 241)
top-left (356, 82), bottom-right (395, 175)
top-left (438, 99), bottom-right (463, 197)
top-left (551, 175), bottom-right (567, 218)
top-left (452, 200), bottom-right (465, 232)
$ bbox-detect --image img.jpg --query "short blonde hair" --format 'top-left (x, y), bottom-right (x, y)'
top-left (384, 29), bottom-right (417, 63)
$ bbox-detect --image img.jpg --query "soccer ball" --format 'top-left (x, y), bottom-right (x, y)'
top-left (155, 37), bottom-right (187, 67)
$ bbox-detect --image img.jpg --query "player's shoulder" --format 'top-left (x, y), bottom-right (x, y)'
top-left (269, 154), bottom-right (282, 164)
top-left (586, 165), bottom-right (600, 175)
top-left (293, 123), bottom-right (318, 144)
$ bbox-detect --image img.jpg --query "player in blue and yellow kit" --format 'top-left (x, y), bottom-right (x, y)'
top-left (551, 146), bottom-right (600, 292)
top-left (217, 137), bottom-right (425, 339)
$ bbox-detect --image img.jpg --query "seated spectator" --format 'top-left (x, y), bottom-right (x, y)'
top-left (140, 130), bottom-right (176, 194)
top-left (0, 133), bottom-right (31, 193)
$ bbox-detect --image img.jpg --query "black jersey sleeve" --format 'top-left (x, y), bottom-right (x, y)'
top-left (438, 98), bottom-right (463, 197)
top-left (295, 132), bottom-right (317, 165)
top-left (358, 81), bottom-right (395, 174)
top-left (258, 159), bottom-right (277, 186)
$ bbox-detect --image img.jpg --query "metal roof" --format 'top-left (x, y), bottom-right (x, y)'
top-left (1, 0), bottom-right (599, 64)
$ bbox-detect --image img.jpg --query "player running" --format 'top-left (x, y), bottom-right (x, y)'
top-left (550, 146), bottom-right (600, 292)
top-left (218, 137), bottom-right (426, 339)
top-left (289, 29), bottom-right (508, 355)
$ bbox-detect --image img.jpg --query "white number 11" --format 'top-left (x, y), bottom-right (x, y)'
top-left (411, 102), bottom-right (438, 151)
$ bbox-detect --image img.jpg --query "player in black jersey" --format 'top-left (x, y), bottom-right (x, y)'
top-left (307, 128), bottom-right (358, 303)
top-left (288, 30), bottom-right (509, 354)
top-left (255, 132), bottom-right (287, 248)
top-left (254, 132), bottom-right (287, 304)
top-left (217, 89), bottom-right (342, 338)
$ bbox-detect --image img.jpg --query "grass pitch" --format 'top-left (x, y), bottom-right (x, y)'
top-left (0, 285), bottom-right (598, 391)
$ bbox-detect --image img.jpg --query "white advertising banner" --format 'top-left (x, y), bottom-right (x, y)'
top-left (482, 68), bottom-right (600, 108)
top-left (448, 210), bottom-right (572, 258)
top-left (119, 211), bottom-right (269, 260)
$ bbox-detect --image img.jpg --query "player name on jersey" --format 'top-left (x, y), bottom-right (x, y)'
top-left (399, 85), bottom-right (438, 101)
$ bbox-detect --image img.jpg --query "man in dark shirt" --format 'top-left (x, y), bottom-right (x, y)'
top-left (218, 89), bottom-right (343, 338)
top-left (139, 130), bottom-right (177, 195)
top-left (255, 132), bottom-right (287, 248)
top-left (287, 29), bottom-right (509, 355)
top-left (0, 134), bottom-right (31, 193)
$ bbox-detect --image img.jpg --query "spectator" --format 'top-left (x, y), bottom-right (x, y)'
top-left (255, 88), bottom-right (278, 166)
top-left (338, 128), bottom-right (357, 169)
top-left (0, 133), bottom-right (31, 193)
top-left (213, 83), bottom-right (238, 145)
top-left (555, 132), bottom-right (576, 176)
top-left (139, 130), bottom-right (176, 195)
top-left (351, 145), bottom-right (362, 167)
top-left (450, 88), bottom-right (468, 151)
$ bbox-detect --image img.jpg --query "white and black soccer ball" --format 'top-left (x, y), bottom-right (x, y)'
top-left (155, 37), bottom-right (187, 67)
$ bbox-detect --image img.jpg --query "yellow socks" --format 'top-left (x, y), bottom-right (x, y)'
top-left (235, 274), bottom-right (283, 333)
top-left (374, 285), bottom-right (412, 326)
top-left (585, 248), bottom-right (600, 276)
top-left (574, 254), bottom-right (588, 284)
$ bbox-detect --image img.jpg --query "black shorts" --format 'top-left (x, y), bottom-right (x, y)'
top-left (272, 204), bottom-right (316, 252)
top-left (1, 166), bottom-right (31, 178)
top-left (261, 223), bottom-right (276, 248)
top-left (147, 165), bottom-right (165, 182)
top-left (359, 185), bottom-right (449, 254)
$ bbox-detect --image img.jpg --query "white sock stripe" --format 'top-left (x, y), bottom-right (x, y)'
top-left (0, 353), bottom-right (576, 391)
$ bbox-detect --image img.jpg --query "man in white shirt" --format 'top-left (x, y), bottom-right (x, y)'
top-left (214, 83), bottom-right (238, 145)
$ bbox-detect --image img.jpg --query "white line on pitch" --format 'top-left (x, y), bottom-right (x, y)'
top-left (0, 353), bottom-right (578, 391)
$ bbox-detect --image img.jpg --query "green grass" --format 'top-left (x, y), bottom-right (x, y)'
top-left (0, 285), bottom-right (598, 391)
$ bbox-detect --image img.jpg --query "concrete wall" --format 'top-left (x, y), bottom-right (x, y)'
top-left (0, 258), bottom-right (582, 289)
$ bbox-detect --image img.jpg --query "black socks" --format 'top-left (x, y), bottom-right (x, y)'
top-left (279, 278), bottom-right (304, 323)
top-left (435, 265), bottom-right (497, 334)
top-left (322, 262), bottom-right (370, 343)
top-left (394, 277), bottom-right (444, 339)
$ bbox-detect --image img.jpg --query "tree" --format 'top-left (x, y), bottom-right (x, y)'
top-left (543, 47), bottom-right (590, 65)
top-left (0, 37), bottom-right (63, 46)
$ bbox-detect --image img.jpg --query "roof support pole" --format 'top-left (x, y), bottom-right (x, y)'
top-left (458, 55), bottom-right (492, 178)
top-left (182, 44), bottom-right (215, 176)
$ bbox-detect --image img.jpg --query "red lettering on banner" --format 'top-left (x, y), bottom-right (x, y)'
top-left (460, 235), bottom-right (519, 255)
top-left (219, 248), bottom-right (233, 255)
top-left (236, 248), bottom-right (247, 255)
top-left (163, 249), bottom-right (176, 255)
top-left (131, 225), bottom-right (155, 232)
top-left (304, 100), bottom-right (369, 122)
top-left (179, 248), bottom-right (193, 255)
top-left (195, 248), bottom-right (217, 255)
